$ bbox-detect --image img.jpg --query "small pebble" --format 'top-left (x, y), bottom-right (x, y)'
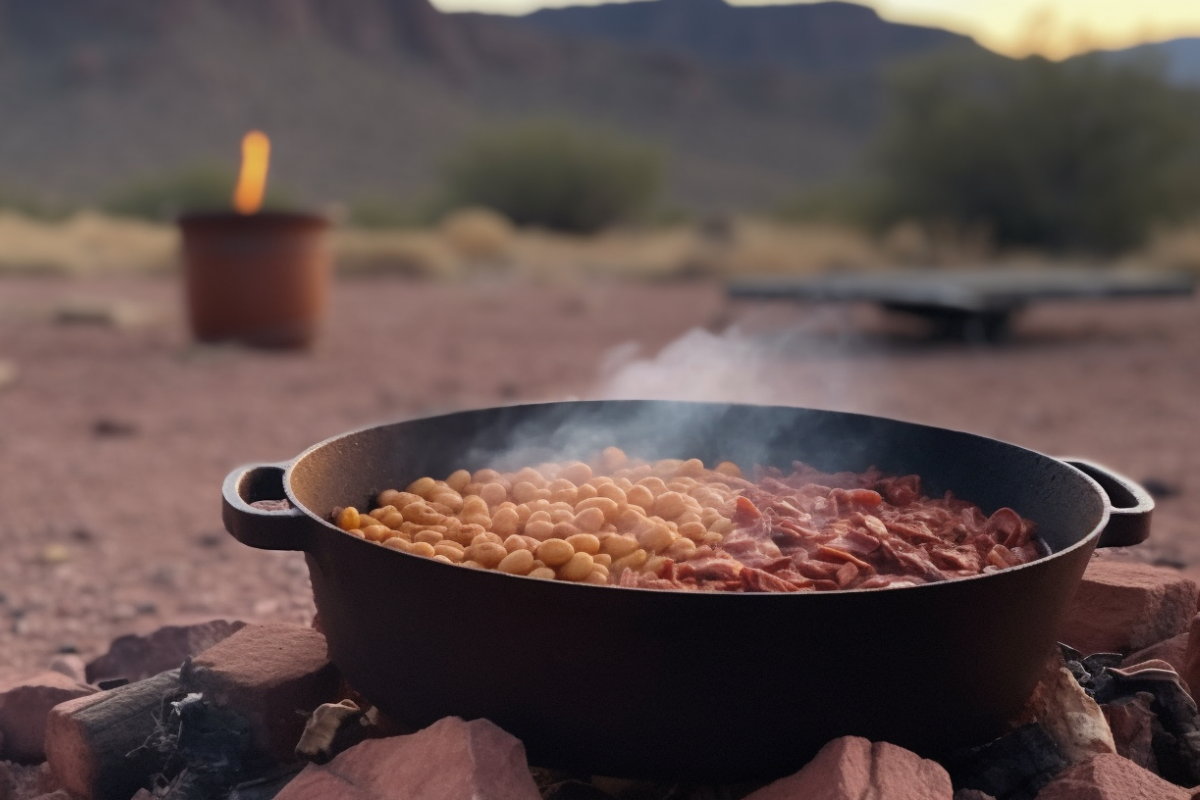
top-left (40, 544), bottom-right (71, 564)
top-left (0, 359), bottom-right (17, 389)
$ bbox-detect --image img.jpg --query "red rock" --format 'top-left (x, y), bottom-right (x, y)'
top-left (741, 736), bottom-right (953, 800)
top-left (46, 655), bottom-right (86, 685)
top-left (1180, 615), bottom-right (1200, 699)
top-left (85, 618), bottom-right (247, 683)
top-left (1058, 560), bottom-right (1199, 655)
top-left (1101, 692), bottom-right (1157, 773)
top-left (180, 624), bottom-right (339, 765)
top-left (0, 671), bottom-right (96, 763)
top-left (275, 716), bottom-right (540, 800)
top-left (29, 793), bottom-right (71, 800)
top-left (35, 763), bottom-right (60, 795)
top-left (1126, 631), bottom-right (1190, 690)
top-left (1034, 752), bottom-right (1189, 799)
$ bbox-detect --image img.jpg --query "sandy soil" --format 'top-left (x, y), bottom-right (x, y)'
top-left (0, 274), bottom-right (1196, 678)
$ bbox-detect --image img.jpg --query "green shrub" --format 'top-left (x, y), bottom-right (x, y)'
top-left (869, 52), bottom-right (1200, 254)
top-left (347, 196), bottom-right (436, 229)
top-left (102, 164), bottom-right (295, 221)
top-left (439, 120), bottom-right (662, 233)
top-left (0, 187), bottom-right (75, 220)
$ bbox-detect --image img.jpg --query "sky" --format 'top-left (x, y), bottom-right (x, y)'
top-left (427, 0), bottom-right (1200, 60)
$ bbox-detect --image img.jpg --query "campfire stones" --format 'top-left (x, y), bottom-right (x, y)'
top-left (1124, 631), bottom-right (1191, 690)
top-left (85, 619), bottom-right (247, 684)
top-left (1102, 692), bottom-right (1157, 771)
top-left (19, 604), bottom-right (1200, 800)
top-left (1103, 661), bottom-right (1200, 787)
top-left (740, 737), bottom-right (953, 800)
top-left (1057, 559), bottom-right (1199, 655)
top-left (1183, 613), bottom-right (1200, 700)
top-left (178, 624), bottom-right (340, 767)
top-left (0, 672), bottom-right (97, 763)
top-left (1016, 652), bottom-right (1116, 764)
top-left (45, 655), bottom-right (86, 685)
top-left (1034, 752), bottom-right (1192, 800)
top-left (274, 716), bottom-right (542, 800)
top-left (1055, 638), bottom-right (1200, 790)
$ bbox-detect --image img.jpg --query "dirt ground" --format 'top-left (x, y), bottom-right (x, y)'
top-left (0, 274), bottom-right (1196, 679)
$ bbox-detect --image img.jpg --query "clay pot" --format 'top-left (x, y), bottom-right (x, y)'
top-left (179, 211), bottom-right (332, 348)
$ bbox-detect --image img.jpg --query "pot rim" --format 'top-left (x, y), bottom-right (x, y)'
top-left (278, 400), bottom-right (1116, 597)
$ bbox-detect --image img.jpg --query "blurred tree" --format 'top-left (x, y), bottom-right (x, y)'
top-left (439, 119), bottom-right (662, 234)
top-left (871, 52), bottom-right (1200, 254)
top-left (347, 196), bottom-right (428, 229)
top-left (103, 164), bottom-right (294, 221)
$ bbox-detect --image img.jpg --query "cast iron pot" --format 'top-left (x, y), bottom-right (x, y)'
top-left (221, 401), bottom-right (1153, 780)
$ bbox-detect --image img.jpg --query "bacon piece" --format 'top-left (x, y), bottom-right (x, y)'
top-left (766, 499), bottom-right (804, 518)
top-left (835, 562), bottom-right (859, 588)
top-left (760, 556), bottom-right (797, 573)
top-left (721, 535), bottom-right (784, 568)
top-left (742, 567), bottom-right (803, 593)
top-left (676, 557), bottom-right (743, 583)
top-left (877, 474), bottom-right (920, 506)
top-left (815, 545), bottom-right (874, 572)
top-left (858, 574), bottom-right (920, 590)
top-left (831, 488), bottom-right (883, 508)
top-left (732, 496), bottom-right (762, 527)
top-left (793, 558), bottom-right (843, 581)
top-left (883, 520), bottom-right (942, 545)
top-left (986, 544), bottom-right (1022, 568)
top-left (826, 529), bottom-right (881, 557)
top-left (985, 507), bottom-right (1037, 548)
top-left (895, 550), bottom-right (945, 583)
top-left (930, 547), bottom-right (981, 572)
top-left (771, 518), bottom-right (824, 549)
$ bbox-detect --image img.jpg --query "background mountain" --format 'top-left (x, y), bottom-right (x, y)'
top-left (0, 0), bottom-right (984, 213)
top-left (1107, 37), bottom-right (1200, 87)
top-left (514, 0), bottom-right (974, 75)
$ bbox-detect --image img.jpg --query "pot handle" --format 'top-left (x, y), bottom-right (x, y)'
top-left (222, 462), bottom-right (310, 552)
top-left (1061, 458), bottom-right (1154, 548)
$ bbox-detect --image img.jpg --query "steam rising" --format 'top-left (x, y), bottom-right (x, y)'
top-left (458, 317), bottom-right (869, 474)
top-left (594, 318), bottom-right (860, 410)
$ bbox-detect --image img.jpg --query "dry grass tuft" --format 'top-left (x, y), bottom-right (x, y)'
top-left (0, 211), bottom-right (176, 276)
top-left (0, 209), bottom-right (1190, 282)
top-left (1145, 222), bottom-right (1200, 273)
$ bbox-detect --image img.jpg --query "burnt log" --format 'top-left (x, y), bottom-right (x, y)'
top-left (43, 670), bottom-right (185, 800)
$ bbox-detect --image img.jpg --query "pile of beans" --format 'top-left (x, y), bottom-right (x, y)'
top-left (331, 447), bottom-right (744, 585)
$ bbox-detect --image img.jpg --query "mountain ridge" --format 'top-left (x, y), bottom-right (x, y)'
top-left (513, 0), bottom-right (976, 75)
top-left (0, 0), bottom-right (980, 212)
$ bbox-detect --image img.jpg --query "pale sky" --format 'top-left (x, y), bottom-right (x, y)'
top-left (428, 0), bottom-right (1200, 60)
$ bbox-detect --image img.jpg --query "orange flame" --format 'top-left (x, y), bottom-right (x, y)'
top-left (233, 130), bottom-right (271, 215)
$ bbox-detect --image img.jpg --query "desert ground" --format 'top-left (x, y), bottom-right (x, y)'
top-left (0, 271), bottom-right (1197, 678)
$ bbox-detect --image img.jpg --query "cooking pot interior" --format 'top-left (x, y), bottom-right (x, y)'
top-left (289, 401), bottom-right (1105, 555)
